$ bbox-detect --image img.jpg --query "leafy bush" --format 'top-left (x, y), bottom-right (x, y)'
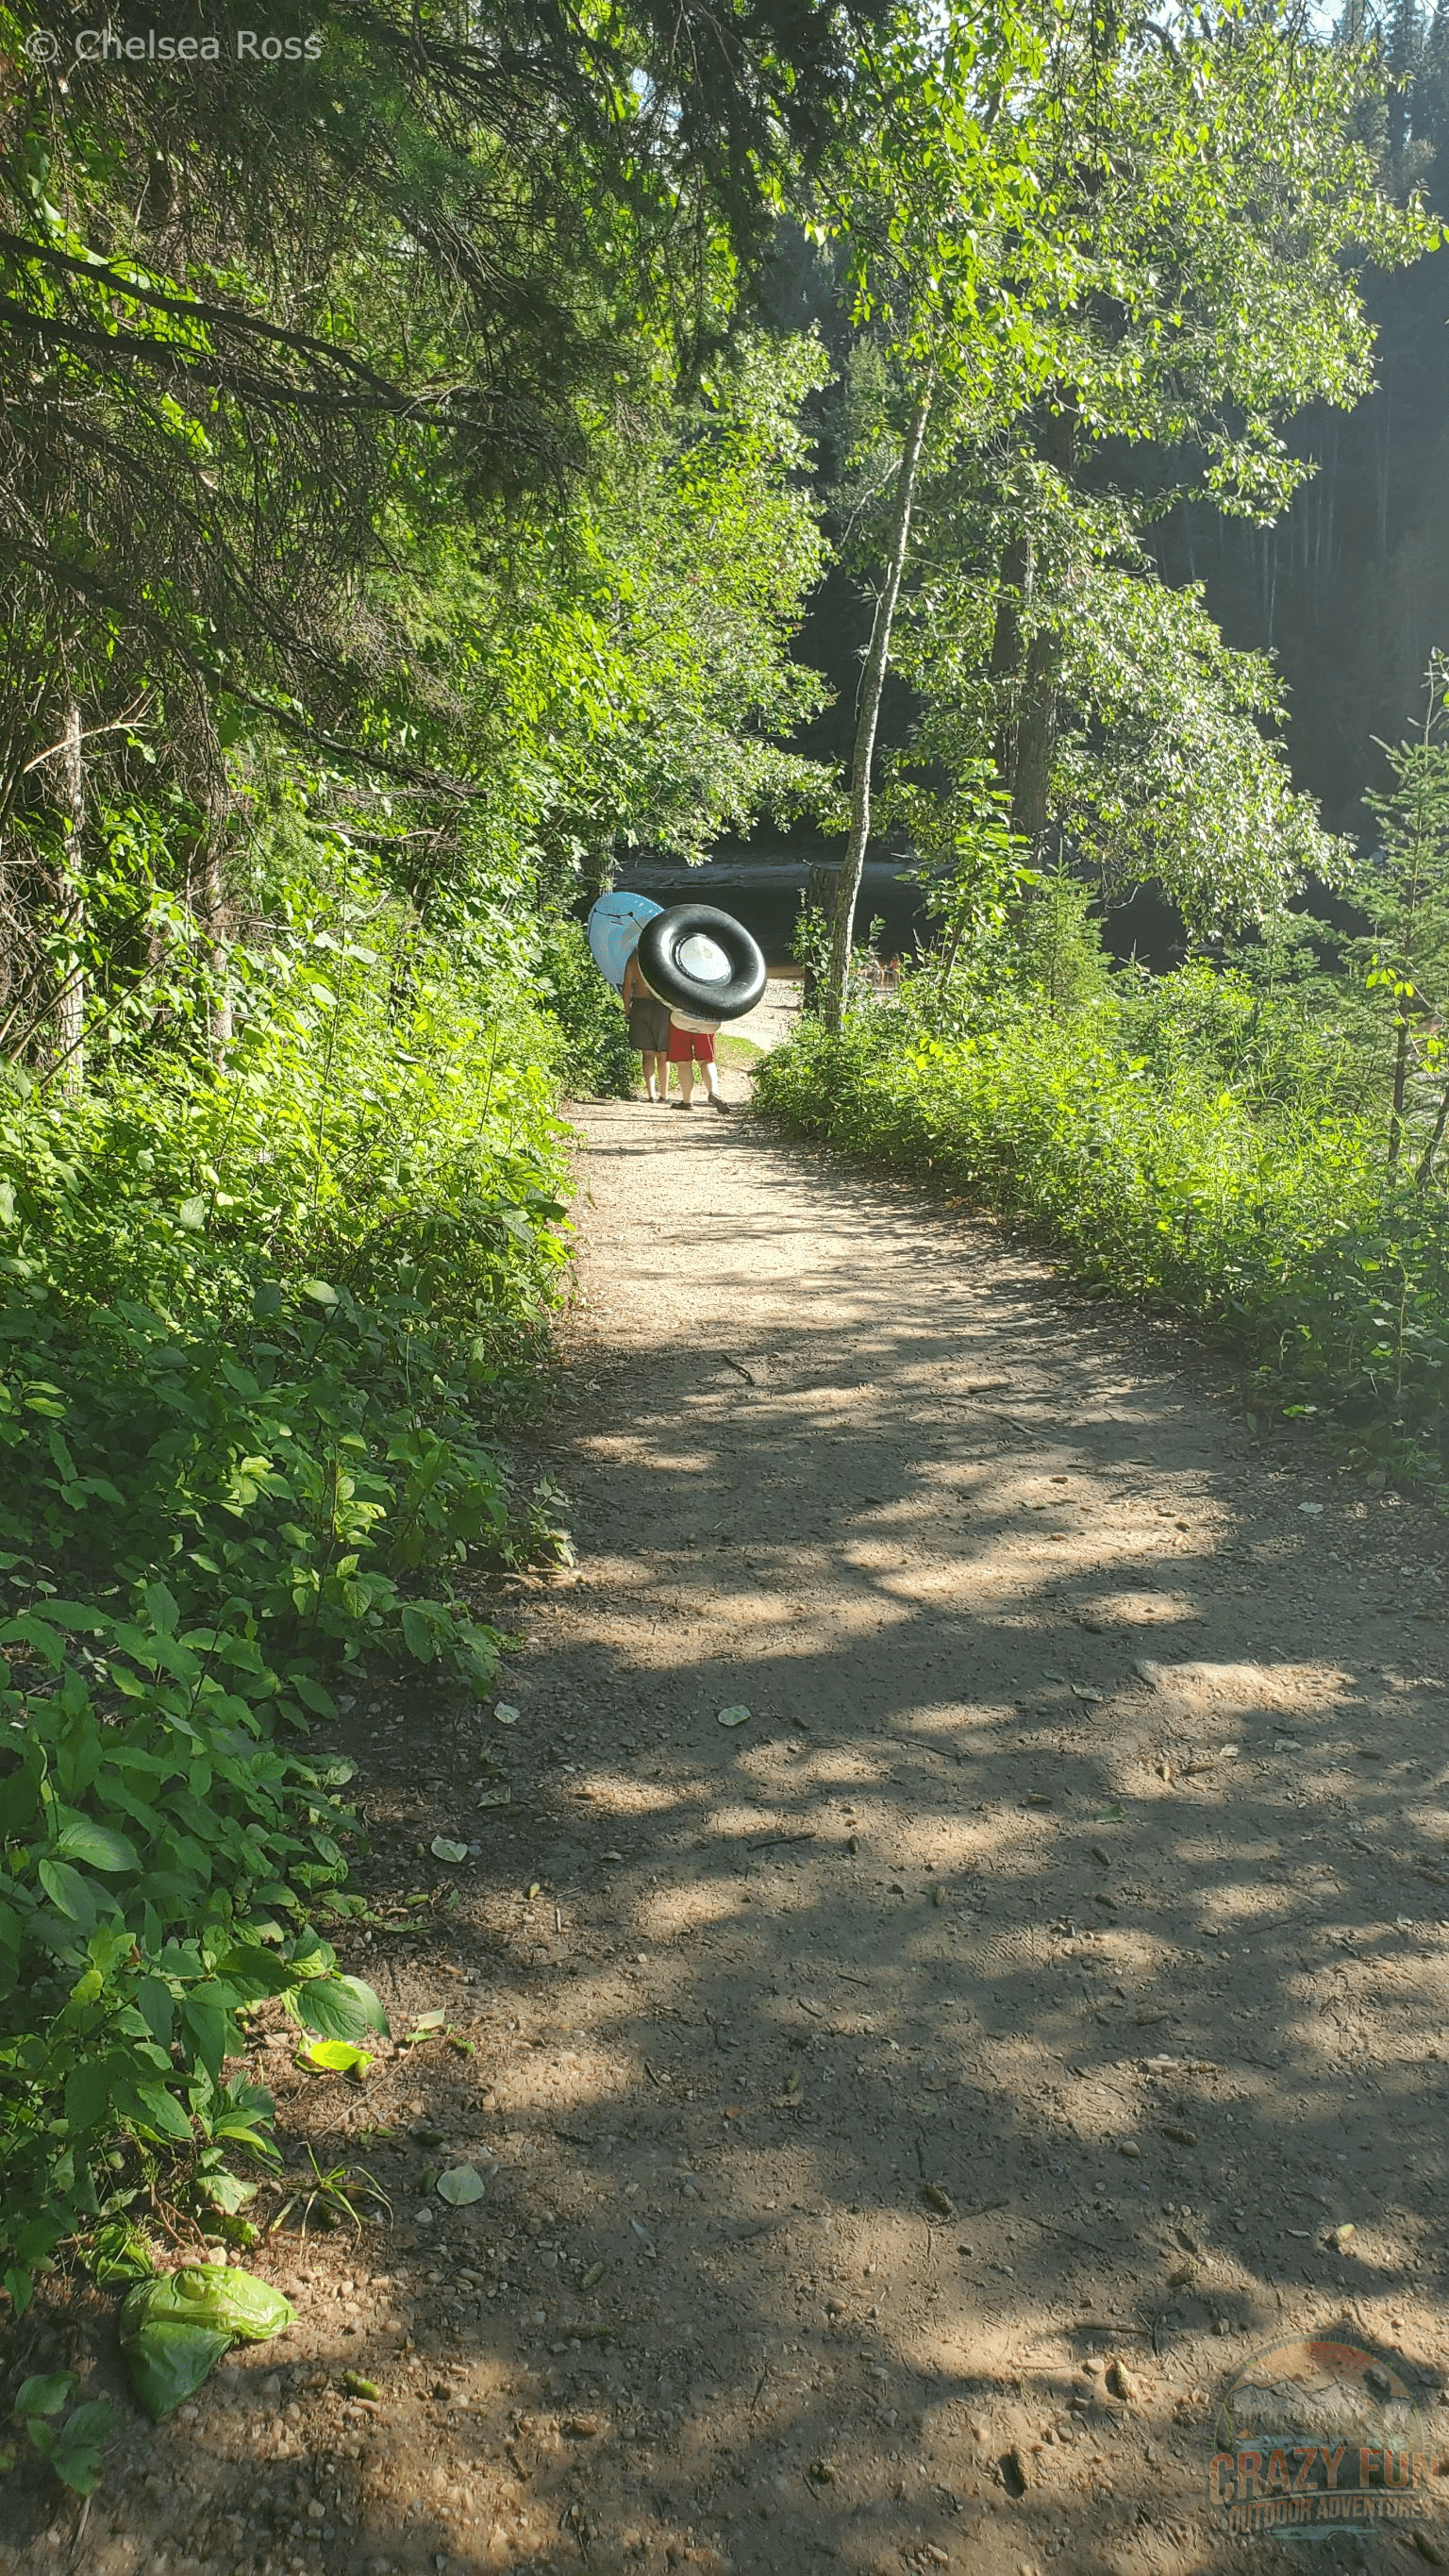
top-left (535, 919), bottom-right (638, 1099)
top-left (754, 989), bottom-right (1449, 1482)
top-left (0, 1587), bottom-right (369, 2310)
top-left (0, 911), bottom-right (575, 2312)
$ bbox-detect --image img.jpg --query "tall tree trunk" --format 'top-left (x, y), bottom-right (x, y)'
top-left (1011, 627), bottom-right (1062, 844)
top-left (55, 696), bottom-right (85, 1093)
top-left (824, 384), bottom-right (933, 1033)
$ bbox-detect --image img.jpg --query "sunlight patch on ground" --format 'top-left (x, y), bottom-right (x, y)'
top-left (1079, 1587), bottom-right (1207, 1625)
top-left (636, 1883), bottom-right (744, 1939)
top-left (1141, 1657), bottom-right (1352, 1712)
top-left (572, 1773), bottom-right (680, 1815)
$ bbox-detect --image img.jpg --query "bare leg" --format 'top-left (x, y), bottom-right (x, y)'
top-left (675, 1058), bottom-right (694, 1107)
top-left (641, 1052), bottom-right (663, 1101)
top-left (699, 1055), bottom-right (728, 1112)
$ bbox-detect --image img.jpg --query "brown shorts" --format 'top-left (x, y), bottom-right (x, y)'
top-left (628, 996), bottom-right (672, 1054)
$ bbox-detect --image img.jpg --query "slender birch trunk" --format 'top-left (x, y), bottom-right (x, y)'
top-left (824, 384), bottom-right (933, 1033)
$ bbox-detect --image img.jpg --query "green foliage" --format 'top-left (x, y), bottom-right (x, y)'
top-left (536, 921), bottom-right (636, 1099)
top-left (757, 968), bottom-right (1449, 1485)
top-left (12, 2370), bottom-right (117, 2494)
top-left (824, 8), bottom-right (1427, 931)
top-left (901, 532), bottom-right (1351, 925)
top-left (891, 763), bottom-right (1033, 1020)
top-left (1357, 654), bottom-right (1449, 1168)
top-left (0, 885), bottom-right (575, 2311)
top-left (1009, 871), bottom-right (1112, 1015)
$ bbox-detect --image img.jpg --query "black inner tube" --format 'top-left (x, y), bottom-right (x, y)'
top-left (636, 903), bottom-right (767, 1022)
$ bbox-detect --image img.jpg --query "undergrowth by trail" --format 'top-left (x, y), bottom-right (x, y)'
top-left (0, 911), bottom-right (615, 2334)
top-left (755, 978), bottom-right (1449, 1492)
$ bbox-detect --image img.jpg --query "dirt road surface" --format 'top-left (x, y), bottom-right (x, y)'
top-left (10, 1036), bottom-right (1449, 2576)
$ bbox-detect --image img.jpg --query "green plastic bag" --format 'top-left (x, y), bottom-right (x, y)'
top-left (120, 2265), bottom-right (294, 2420)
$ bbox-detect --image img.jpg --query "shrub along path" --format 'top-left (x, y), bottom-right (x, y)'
top-left (12, 1063), bottom-right (1449, 2575)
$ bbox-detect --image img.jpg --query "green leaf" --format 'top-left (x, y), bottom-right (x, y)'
top-left (136, 1974), bottom-right (175, 2047)
top-left (301, 2038), bottom-right (374, 2079)
top-left (42, 2397), bottom-right (117, 2494)
top-left (196, 2168), bottom-right (257, 2214)
top-left (288, 1972), bottom-right (389, 2046)
top-left (88, 2220), bottom-right (156, 2284)
top-left (299, 1278), bottom-right (339, 1306)
top-left (401, 1603), bottom-right (439, 1662)
top-left (16, 2372), bottom-right (75, 2419)
top-left (54, 1817), bottom-right (139, 1873)
top-left (134, 2082), bottom-right (195, 2142)
top-left (121, 2265), bottom-right (295, 2416)
top-left (37, 1857), bottom-right (96, 1920)
top-left (212, 1943), bottom-right (298, 1999)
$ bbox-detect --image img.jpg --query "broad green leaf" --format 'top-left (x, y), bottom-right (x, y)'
top-left (402, 1603), bottom-right (440, 1662)
top-left (288, 1972), bottom-right (389, 2046)
top-left (43, 2397), bottom-right (117, 2494)
top-left (54, 1817), bottom-right (139, 1873)
top-left (196, 2167), bottom-right (258, 2213)
top-left (121, 2267), bottom-right (294, 2418)
top-left (301, 2037), bottom-right (374, 2078)
top-left (134, 2082), bottom-right (195, 2142)
top-left (16, 2372), bottom-right (75, 2419)
top-left (37, 1858), bottom-right (96, 1920)
top-left (211, 1943), bottom-right (297, 1999)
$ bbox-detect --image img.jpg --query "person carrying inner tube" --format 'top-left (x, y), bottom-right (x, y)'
top-left (621, 940), bottom-right (673, 1104)
top-left (667, 1017), bottom-right (728, 1113)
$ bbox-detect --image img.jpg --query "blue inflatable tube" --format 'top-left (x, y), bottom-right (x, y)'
top-left (587, 891), bottom-right (665, 991)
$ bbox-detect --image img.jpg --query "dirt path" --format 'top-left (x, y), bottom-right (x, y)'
top-left (14, 1038), bottom-right (1449, 2576)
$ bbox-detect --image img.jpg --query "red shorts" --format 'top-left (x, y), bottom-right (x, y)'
top-left (667, 1028), bottom-right (716, 1063)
